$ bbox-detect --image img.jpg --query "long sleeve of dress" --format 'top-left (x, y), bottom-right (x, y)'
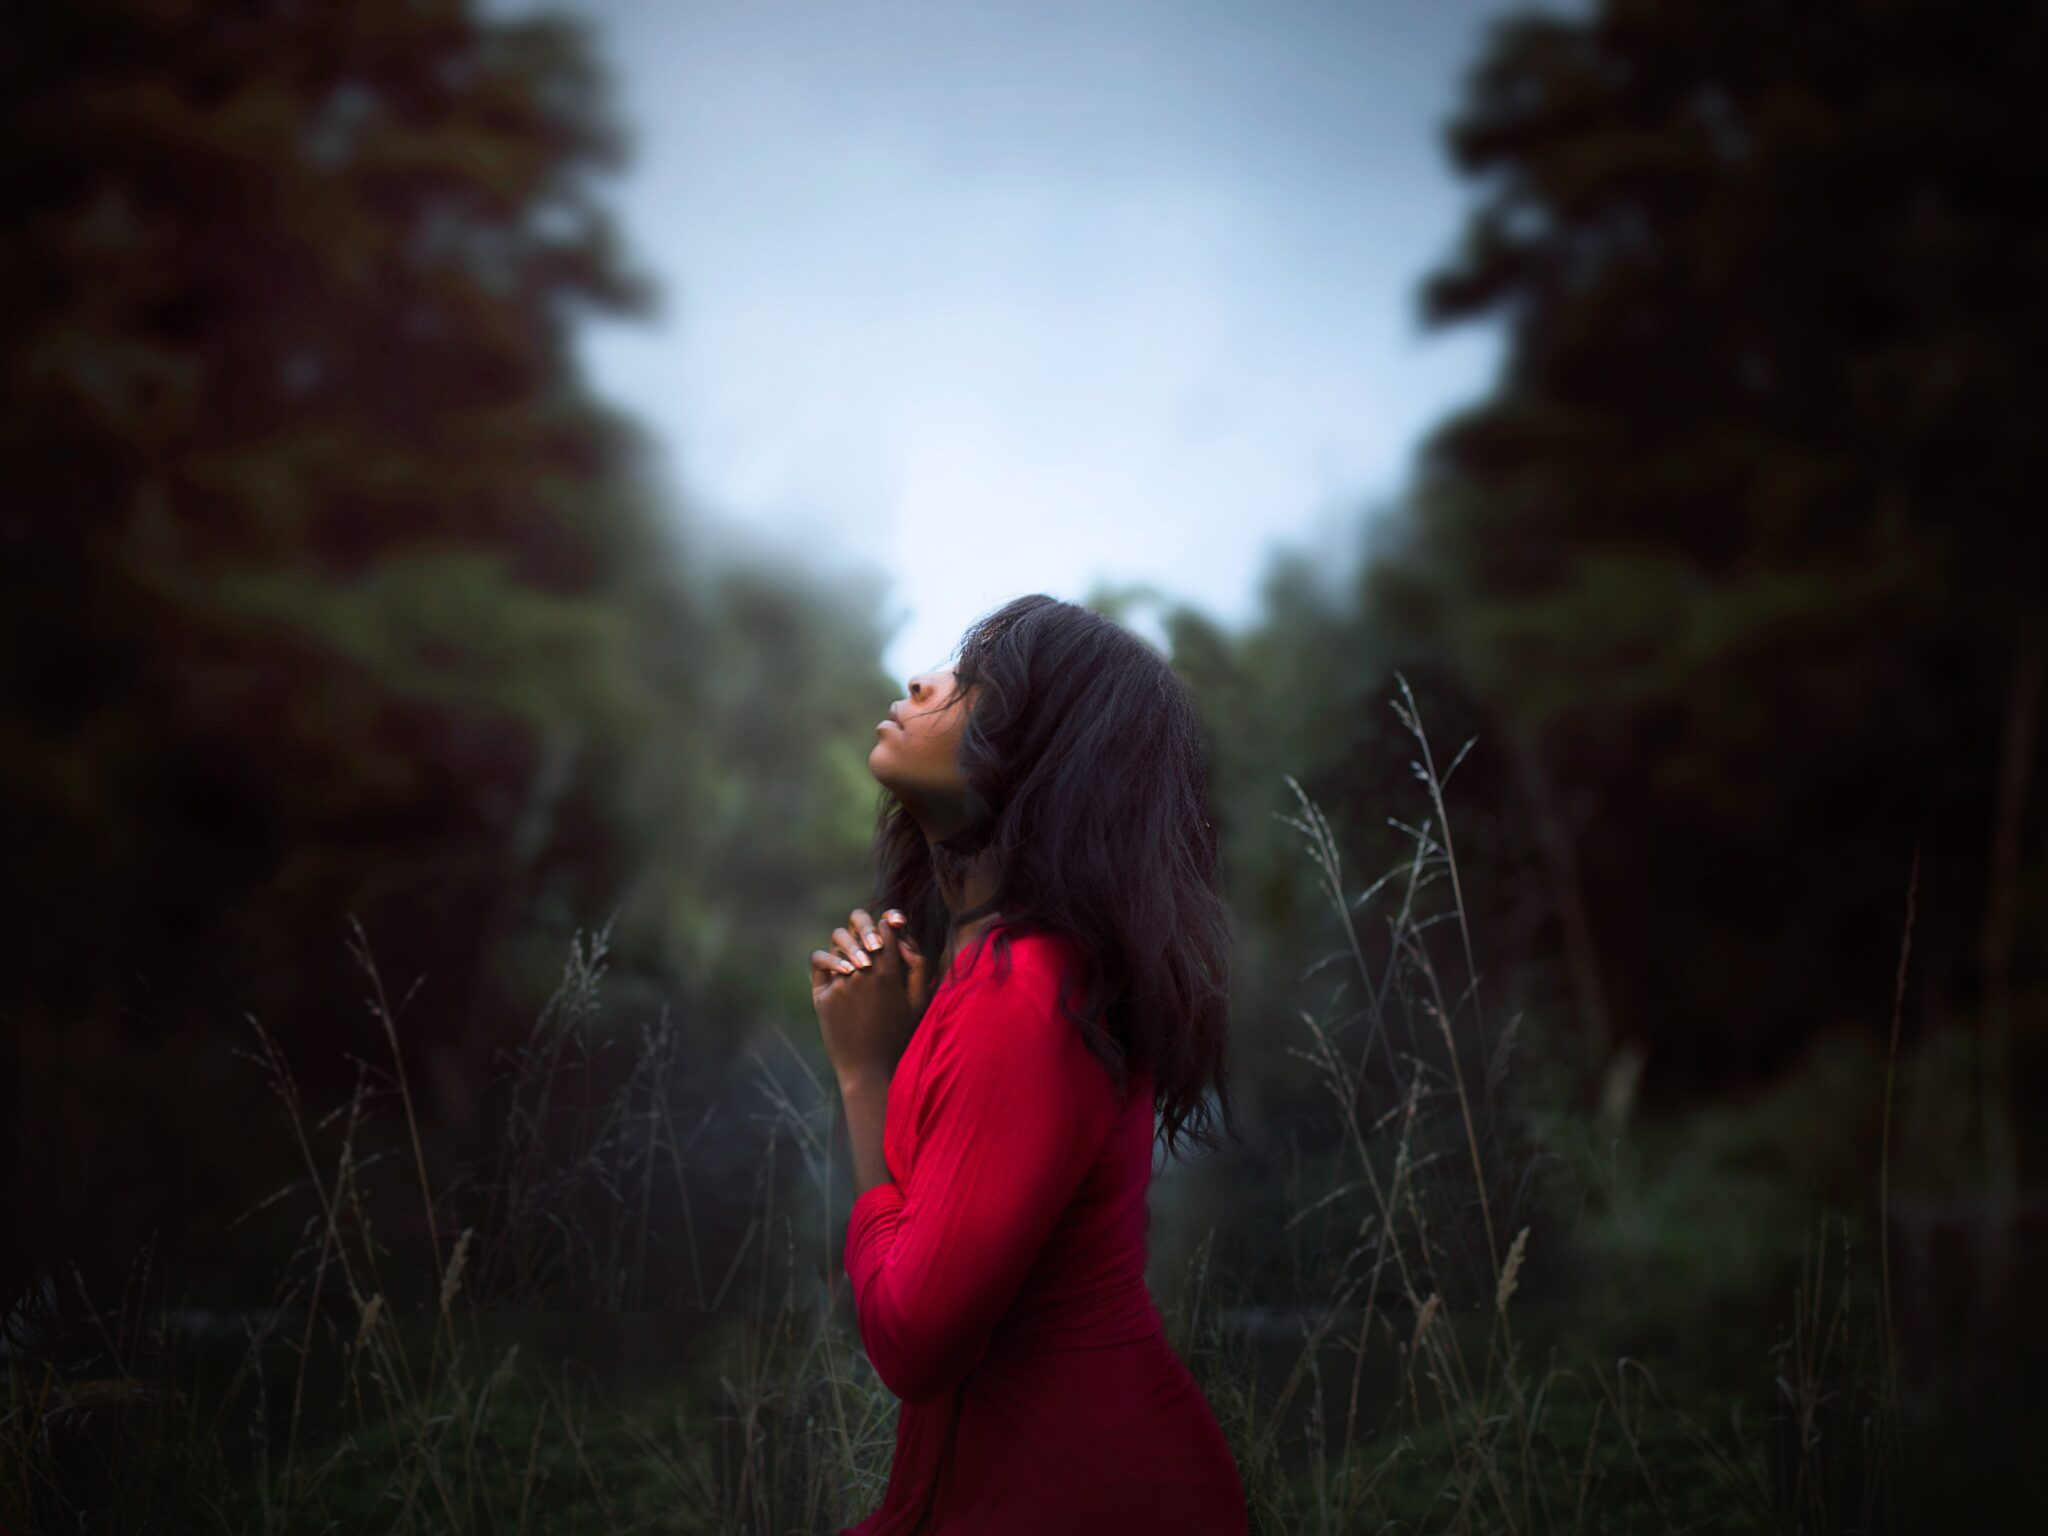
top-left (843, 960), bottom-right (1114, 1406)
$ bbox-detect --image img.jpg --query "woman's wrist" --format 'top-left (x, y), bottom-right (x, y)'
top-left (838, 1066), bottom-right (893, 1101)
top-left (840, 1069), bottom-right (894, 1196)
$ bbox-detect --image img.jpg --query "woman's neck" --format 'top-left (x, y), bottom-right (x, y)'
top-left (938, 855), bottom-right (1004, 975)
top-left (937, 842), bottom-right (1002, 925)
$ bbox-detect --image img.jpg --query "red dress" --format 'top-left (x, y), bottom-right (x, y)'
top-left (840, 928), bottom-right (1248, 1534)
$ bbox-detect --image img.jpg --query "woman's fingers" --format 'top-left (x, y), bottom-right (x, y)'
top-left (817, 910), bottom-right (906, 991)
top-left (831, 925), bottom-right (880, 974)
top-left (848, 907), bottom-right (885, 955)
top-left (831, 925), bottom-right (864, 974)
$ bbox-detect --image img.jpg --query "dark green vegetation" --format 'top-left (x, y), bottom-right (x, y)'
top-left (4, 0), bottom-right (2042, 1530)
top-left (2, 0), bottom-right (896, 1312)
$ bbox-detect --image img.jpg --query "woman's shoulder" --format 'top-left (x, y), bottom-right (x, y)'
top-left (923, 929), bottom-right (1122, 1117)
top-left (979, 926), bottom-right (1079, 989)
top-left (934, 926), bottom-right (1080, 1022)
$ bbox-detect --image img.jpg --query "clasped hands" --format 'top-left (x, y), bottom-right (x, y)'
top-left (811, 907), bottom-right (933, 1089)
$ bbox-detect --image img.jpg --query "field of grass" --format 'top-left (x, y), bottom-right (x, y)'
top-left (4, 679), bottom-right (2019, 1534)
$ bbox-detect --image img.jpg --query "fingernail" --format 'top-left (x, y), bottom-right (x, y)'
top-left (886, 911), bottom-right (904, 924)
top-left (866, 932), bottom-right (882, 950)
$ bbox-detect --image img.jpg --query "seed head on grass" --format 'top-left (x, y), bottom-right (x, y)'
top-left (439, 1228), bottom-right (475, 1315)
top-left (1495, 1226), bottom-right (1529, 1316)
top-left (354, 1293), bottom-right (383, 1354)
top-left (1411, 1293), bottom-right (1441, 1349)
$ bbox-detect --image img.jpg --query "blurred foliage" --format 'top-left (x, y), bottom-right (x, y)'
top-left (1126, 5), bottom-right (2048, 1430)
top-left (1397, 0), bottom-right (2048, 1087)
top-left (0, 0), bottom-right (898, 1303)
top-left (1153, 0), bottom-right (2048, 1109)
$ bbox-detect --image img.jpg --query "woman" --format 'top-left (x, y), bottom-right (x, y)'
top-left (812, 594), bottom-right (1249, 1533)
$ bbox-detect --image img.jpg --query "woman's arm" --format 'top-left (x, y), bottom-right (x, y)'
top-left (839, 1071), bottom-right (894, 1198)
top-left (842, 962), bottom-right (1112, 1405)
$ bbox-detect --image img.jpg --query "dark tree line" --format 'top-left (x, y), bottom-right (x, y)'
top-left (1, 0), bottom-right (894, 1306)
top-left (1163, 0), bottom-right (2045, 1267)
top-left (1410, 0), bottom-right (2041, 1089)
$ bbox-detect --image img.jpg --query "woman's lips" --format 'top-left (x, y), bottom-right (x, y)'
top-left (876, 719), bottom-right (899, 731)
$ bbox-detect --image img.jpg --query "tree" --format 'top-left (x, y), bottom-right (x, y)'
top-left (1406, 0), bottom-right (2046, 1134)
top-left (0, 0), bottom-right (896, 1301)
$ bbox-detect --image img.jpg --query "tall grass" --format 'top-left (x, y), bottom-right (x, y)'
top-left (0, 679), bottom-right (1911, 1533)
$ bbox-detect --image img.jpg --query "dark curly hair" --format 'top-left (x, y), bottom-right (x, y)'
top-left (870, 593), bottom-right (1240, 1166)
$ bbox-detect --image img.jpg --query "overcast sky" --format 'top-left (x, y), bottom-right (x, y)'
top-left (531, 0), bottom-right (1535, 680)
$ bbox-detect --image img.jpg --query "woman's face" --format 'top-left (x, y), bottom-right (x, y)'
top-left (870, 663), bottom-right (976, 807)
